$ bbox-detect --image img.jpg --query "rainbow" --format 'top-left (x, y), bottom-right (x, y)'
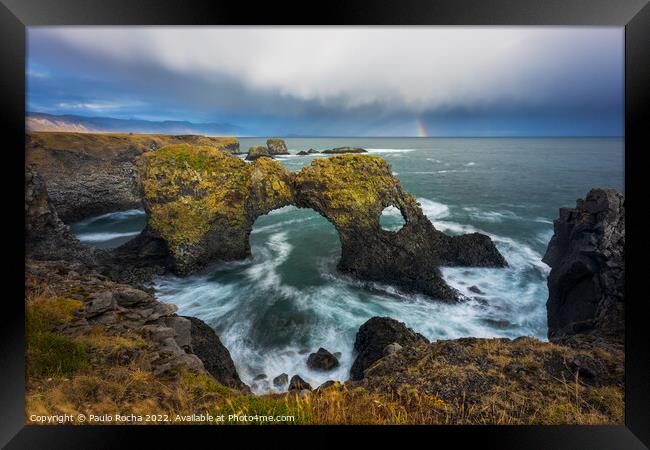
top-left (415, 116), bottom-right (427, 138)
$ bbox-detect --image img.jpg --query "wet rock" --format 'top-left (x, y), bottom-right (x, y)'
top-left (297, 149), bottom-right (320, 156)
top-left (288, 375), bottom-right (312, 391)
top-left (273, 373), bottom-right (289, 387)
top-left (307, 348), bottom-right (340, 371)
top-left (246, 145), bottom-right (274, 161)
top-left (350, 317), bottom-right (429, 380)
top-left (266, 138), bottom-right (289, 155)
top-left (543, 188), bottom-right (625, 343)
top-left (181, 316), bottom-right (249, 391)
top-left (254, 374), bottom-right (267, 381)
top-left (468, 285), bottom-right (485, 295)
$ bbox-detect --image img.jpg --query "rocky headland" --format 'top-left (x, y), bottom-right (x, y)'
top-left (26, 132), bottom-right (240, 222)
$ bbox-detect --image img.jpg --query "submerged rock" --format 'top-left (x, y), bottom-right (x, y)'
top-left (468, 285), bottom-right (484, 295)
top-left (350, 317), bottom-right (429, 380)
top-left (266, 138), bottom-right (289, 155)
top-left (543, 188), bottom-right (624, 343)
top-left (246, 145), bottom-right (273, 161)
top-left (306, 348), bottom-right (340, 371)
top-left (322, 147), bottom-right (367, 154)
top-left (288, 375), bottom-right (312, 391)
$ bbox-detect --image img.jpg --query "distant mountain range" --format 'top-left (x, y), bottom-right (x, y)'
top-left (26, 112), bottom-right (246, 136)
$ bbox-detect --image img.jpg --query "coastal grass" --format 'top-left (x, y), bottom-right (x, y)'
top-left (26, 280), bottom-right (623, 425)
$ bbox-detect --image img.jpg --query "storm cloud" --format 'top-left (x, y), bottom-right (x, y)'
top-left (27, 27), bottom-right (623, 136)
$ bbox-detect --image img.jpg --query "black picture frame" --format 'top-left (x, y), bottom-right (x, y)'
top-left (2, 0), bottom-right (648, 448)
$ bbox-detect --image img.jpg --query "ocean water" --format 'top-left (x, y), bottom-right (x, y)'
top-left (71, 137), bottom-right (624, 392)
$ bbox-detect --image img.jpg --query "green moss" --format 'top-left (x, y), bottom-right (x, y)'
top-left (294, 154), bottom-right (399, 228)
top-left (139, 144), bottom-right (293, 260)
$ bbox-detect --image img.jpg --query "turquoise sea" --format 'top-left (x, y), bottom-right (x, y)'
top-left (71, 137), bottom-right (624, 392)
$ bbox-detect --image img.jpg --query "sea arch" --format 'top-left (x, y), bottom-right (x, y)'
top-left (136, 145), bottom-right (507, 301)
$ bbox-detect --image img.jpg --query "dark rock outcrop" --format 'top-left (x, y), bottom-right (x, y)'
top-left (25, 166), bottom-right (100, 266)
top-left (246, 145), bottom-right (274, 161)
top-left (306, 348), bottom-right (340, 371)
top-left (297, 149), bottom-right (320, 156)
top-left (543, 188), bottom-right (625, 343)
top-left (26, 132), bottom-right (240, 222)
top-left (273, 373), bottom-right (289, 387)
top-left (25, 259), bottom-right (247, 391)
top-left (350, 317), bottom-right (429, 380)
top-left (180, 316), bottom-right (248, 390)
top-left (322, 147), bottom-right (367, 154)
top-left (266, 138), bottom-right (289, 155)
top-left (288, 375), bottom-right (312, 391)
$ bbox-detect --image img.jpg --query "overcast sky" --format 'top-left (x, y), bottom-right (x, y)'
top-left (27, 27), bottom-right (623, 136)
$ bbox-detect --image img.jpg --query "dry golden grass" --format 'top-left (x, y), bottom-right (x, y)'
top-left (25, 272), bottom-right (623, 425)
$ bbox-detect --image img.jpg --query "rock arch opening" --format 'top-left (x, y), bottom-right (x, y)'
top-left (379, 205), bottom-right (406, 231)
top-left (69, 209), bottom-right (147, 249)
top-left (249, 206), bottom-right (342, 288)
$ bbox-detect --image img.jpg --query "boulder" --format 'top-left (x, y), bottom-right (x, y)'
top-left (306, 348), bottom-right (340, 371)
top-left (543, 188), bottom-right (624, 343)
top-left (350, 317), bottom-right (429, 380)
top-left (273, 373), bottom-right (289, 387)
top-left (266, 138), bottom-right (289, 155)
top-left (322, 147), bottom-right (367, 154)
top-left (246, 145), bottom-right (274, 161)
top-left (468, 285), bottom-right (484, 295)
top-left (288, 375), bottom-right (312, 391)
top-left (181, 316), bottom-right (248, 391)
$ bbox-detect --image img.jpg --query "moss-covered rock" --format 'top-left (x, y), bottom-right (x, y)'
top-left (26, 131), bottom-right (240, 222)
top-left (138, 148), bottom-right (504, 298)
top-left (266, 138), bottom-right (289, 155)
top-left (138, 144), bottom-right (293, 274)
top-left (246, 145), bottom-right (273, 161)
top-left (293, 155), bottom-right (506, 300)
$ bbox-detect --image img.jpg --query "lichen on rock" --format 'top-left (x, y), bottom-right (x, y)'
top-left (137, 147), bottom-right (505, 298)
top-left (137, 144), bottom-right (293, 274)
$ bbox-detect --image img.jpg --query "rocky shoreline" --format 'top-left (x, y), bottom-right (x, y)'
top-left (24, 132), bottom-right (625, 424)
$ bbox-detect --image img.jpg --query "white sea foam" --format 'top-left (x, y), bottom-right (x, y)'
top-left (365, 148), bottom-right (416, 153)
top-left (77, 231), bottom-right (141, 242)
